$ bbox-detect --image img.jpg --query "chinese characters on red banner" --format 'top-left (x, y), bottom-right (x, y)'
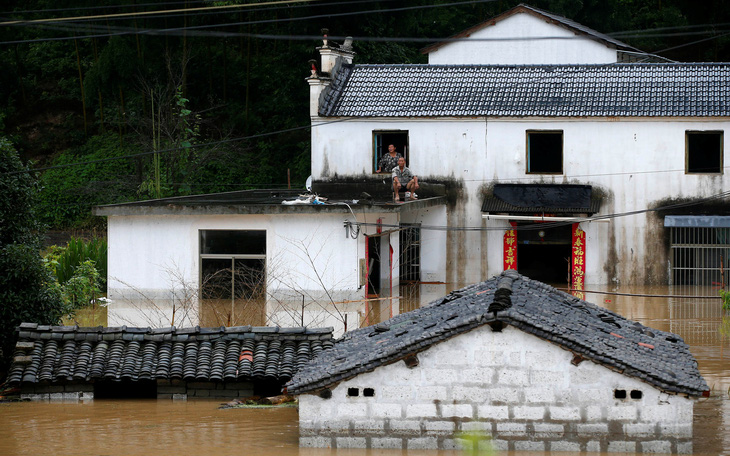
top-left (503, 222), bottom-right (517, 270)
top-left (571, 223), bottom-right (586, 299)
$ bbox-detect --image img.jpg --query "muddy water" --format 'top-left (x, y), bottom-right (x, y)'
top-left (1, 285), bottom-right (728, 456)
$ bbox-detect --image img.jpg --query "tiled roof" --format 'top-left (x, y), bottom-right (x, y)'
top-left (8, 324), bottom-right (333, 384)
top-left (481, 184), bottom-right (602, 214)
top-left (320, 63), bottom-right (730, 117)
top-left (421, 4), bottom-right (638, 55)
top-left (287, 271), bottom-right (708, 397)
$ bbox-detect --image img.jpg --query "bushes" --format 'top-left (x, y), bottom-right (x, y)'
top-left (45, 237), bottom-right (106, 310)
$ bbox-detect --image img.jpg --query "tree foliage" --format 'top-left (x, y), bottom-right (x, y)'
top-left (0, 138), bottom-right (66, 371)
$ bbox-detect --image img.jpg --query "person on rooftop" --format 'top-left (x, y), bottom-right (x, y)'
top-left (392, 156), bottom-right (419, 202)
top-left (376, 144), bottom-right (402, 174)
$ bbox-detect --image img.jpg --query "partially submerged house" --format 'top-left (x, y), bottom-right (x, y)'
top-left (7, 323), bottom-right (333, 400)
top-left (308, 3), bottom-right (730, 288)
top-left (287, 270), bottom-right (709, 453)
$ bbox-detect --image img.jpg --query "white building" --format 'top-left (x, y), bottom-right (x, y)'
top-left (287, 270), bottom-right (709, 453)
top-left (308, 3), bottom-right (730, 288)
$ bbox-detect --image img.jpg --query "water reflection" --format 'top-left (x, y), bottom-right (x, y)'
top-left (6, 282), bottom-right (729, 456)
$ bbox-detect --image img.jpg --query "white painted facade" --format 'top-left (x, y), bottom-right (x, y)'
top-left (311, 117), bottom-right (729, 285)
top-left (298, 324), bottom-right (694, 453)
top-left (104, 205), bottom-right (447, 334)
top-left (427, 12), bottom-right (618, 65)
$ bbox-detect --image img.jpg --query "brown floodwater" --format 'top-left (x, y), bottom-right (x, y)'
top-left (1, 284), bottom-right (728, 456)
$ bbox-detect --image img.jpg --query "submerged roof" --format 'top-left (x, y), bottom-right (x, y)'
top-left (320, 63), bottom-right (730, 117)
top-left (8, 324), bottom-right (333, 385)
top-left (287, 271), bottom-right (708, 396)
top-left (421, 3), bottom-right (638, 55)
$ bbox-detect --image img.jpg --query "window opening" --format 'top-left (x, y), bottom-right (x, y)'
top-left (686, 131), bottom-right (723, 174)
top-left (347, 387), bottom-right (360, 397)
top-left (399, 224), bottom-right (421, 283)
top-left (200, 230), bottom-right (266, 326)
top-left (630, 390), bottom-right (643, 400)
top-left (669, 226), bottom-right (730, 286)
top-left (363, 388), bottom-right (375, 397)
top-left (527, 131), bottom-right (563, 174)
top-left (614, 389), bottom-right (627, 399)
top-left (373, 131), bottom-right (409, 173)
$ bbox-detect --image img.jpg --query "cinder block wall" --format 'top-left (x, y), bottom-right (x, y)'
top-left (156, 380), bottom-right (254, 400)
top-left (299, 325), bottom-right (694, 453)
top-left (21, 383), bottom-right (95, 401)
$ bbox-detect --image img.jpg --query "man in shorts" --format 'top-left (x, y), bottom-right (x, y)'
top-left (392, 157), bottom-right (419, 202)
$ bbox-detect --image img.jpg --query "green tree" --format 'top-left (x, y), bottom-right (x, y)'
top-left (0, 137), bottom-right (66, 372)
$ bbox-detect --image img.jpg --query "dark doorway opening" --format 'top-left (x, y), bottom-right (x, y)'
top-left (516, 223), bottom-right (572, 284)
top-left (94, 380), bottom-right (157, 399)
top-left (367, 236), bottom-right (381, 296)
top-left (254, 379), bottom-right (285, 397)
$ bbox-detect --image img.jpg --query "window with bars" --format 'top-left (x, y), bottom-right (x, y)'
top-left (399, 224), bottom-right (421, 282)
top-left (669, 226), bottom-right (730, 286)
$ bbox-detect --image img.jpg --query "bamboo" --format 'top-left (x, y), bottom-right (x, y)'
top-left (74, 38), bottom-right (88, 135)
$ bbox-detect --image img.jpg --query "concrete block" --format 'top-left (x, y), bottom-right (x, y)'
top-left (608, 405), bottom-right (638, 421)
top-left (572, 388), bottom-right (608, 403)
top-left (390, 420), bottom-right (421, 436)
top-left (490, 388), bottom-right (520, 404)
top-left (406, 403), bottom-right (437, 418)
top-left (157, 386), bottom-right (186, 394)
top-left (440, 438), bottom-right (460, 450)
top-left (608, 441), bottom-right (637, 453)
top-left (586, 440), bottom-right (602, 452)
top-left (495, 422), bottom-right (526, 436)
top-left (191, 389), bottom-right (210, 397)
top-left (530, 370), bottom-right (564, 386)
top-left (514, 440), bottom-right (545, 451)
top-left (372, 403), bottom-right (401, 418)
top-left (497, 368), bottom-right (529, 386)
top-left (321, 420), bottom-right (350, 432)
top-left (512, 405), bottom-right (545, 420)
top-left (477, 405), bottom-right (509, 420)
top-left (38, 385), bottom-right (65, 393)
top-left (474, 350), bottom-right (501, 365)
top-left (416, 386), bottom-right (447, 400)
top-left (335, 437), bottom-right (367, 448)
top-left (523, 387), bottom-right (555, 404)
top-left (639, 440), bottom-right (672, 454)
top-left (549, 406), bottom-right (581, 421)
top-left (406, 437), bottom-right (438, 449)
top-left (577, 423), bottom-right (609, 435)
top-left (533, 423), bottom-right (564, 438)
top-left (300, 436), bottom-right (332, 448)
top-left (435, 349), bottom-right (468, 365)
top-left (461, 368), bottom-right (495, 383)
top-left (550, 441), bottom-right (580, 452)
top-left (676, 441), bottom-right (693, 454)
top-left (63, 392), bottom-right (80, 401)
top-left (80, 392), bottom-right (94, 401)
top-left (423, 420), bottom-right (455, 435)
top-left (641, 405), bottom-right (692, 423)
top-left (49, 393), bottom-right (64, 401)
top-left (352, 420), bottom-right (385, 433)
top-left (211, 390), bottom-right (239, 398)
top-left (187, 381), bottom-right (215, 389)
top-left (423, 368), bottom-right (458, 385)
top-left (490, 439), bottom-right (508, 451)
top-left (157, 394), bottom-right (173, 400)
top-left (624, 423), bottom-right (656, 437)
top-left (441, 403), bottom-right (473, 418)
top-left (381, 385), bottom-right (414, 401)
top-left (460, 421), bottom-right (491, 433)
top-left (586, 405), bottom-right (604, 421)
top-left (337, 403), bottom-right (367, 418)
top-left (452, 386), bottom-right (489, 402)
top-left (660, 423), bottom-right (692, 438)
top-left (371, 438), bottom-right (403, 449)
top-left (172, 393), bottom-right (187, 401)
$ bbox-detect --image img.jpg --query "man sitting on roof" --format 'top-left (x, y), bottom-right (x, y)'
top-left (392, 157), bottom-right (419, 202)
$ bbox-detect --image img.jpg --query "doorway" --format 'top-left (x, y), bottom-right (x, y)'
top-left (516, 223), bottom-right (572, 284)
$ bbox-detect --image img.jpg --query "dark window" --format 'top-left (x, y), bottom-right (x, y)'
top-left (399, 224), bottom-right (421, 282)
top-left (687, 131), bottom-right (723, 174)
top-left (373, 131), bottom-right (409, 173)
top-left (363, 388), bottom-right (375, 397)
top-left (347, 387), bottom-right (359, 397)
top-left (527, 131), bottom-right (563, 174)
top-left (630, 390), bottom-right (643, 400)
top-left (199, 230), bottom-right (266, 326)
top-left (614, 389), bottom-right (627, 399)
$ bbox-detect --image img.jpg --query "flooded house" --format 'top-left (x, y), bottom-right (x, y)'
top-left (287, 270), bottom-right (709, 453)
top-left (7, 323), bottom-right (333, 400)
top-left (307, 3), bottom-right (730, 288)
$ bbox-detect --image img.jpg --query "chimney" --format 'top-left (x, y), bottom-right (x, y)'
top-left (307, 30), bottom-right (356, 118)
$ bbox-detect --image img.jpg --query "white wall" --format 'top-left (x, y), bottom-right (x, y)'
top-left (299, 324), bottom-right (695, 453)
top-left (311, 117), bottom-right (729, 284)
top-left (428, 13), bottom-right (617, 65)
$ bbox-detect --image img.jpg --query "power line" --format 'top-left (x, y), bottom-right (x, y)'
top-left (0, 1), bottom-right (205, 16)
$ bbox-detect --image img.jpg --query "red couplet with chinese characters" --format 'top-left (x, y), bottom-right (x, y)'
top-left (571, 223), bottom-right (586, 298)
top-left (503, 222), bottom-right (517, 270)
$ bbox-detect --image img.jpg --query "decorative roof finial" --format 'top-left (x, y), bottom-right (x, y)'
top-left (308, 59), bottom-right (318, 77)
top-left (321, 28), bottom-right (329, 47)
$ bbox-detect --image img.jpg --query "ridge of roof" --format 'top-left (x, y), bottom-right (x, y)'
top-left (286, 271), bottom-right (708, 397)
top-left (421, 3), bottom-right (638, 55)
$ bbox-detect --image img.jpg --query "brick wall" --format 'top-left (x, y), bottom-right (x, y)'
top-left (298, 325), bottom-right (694, 453)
